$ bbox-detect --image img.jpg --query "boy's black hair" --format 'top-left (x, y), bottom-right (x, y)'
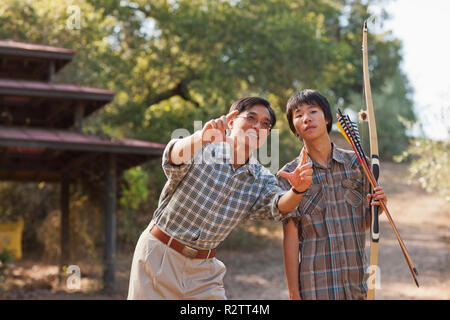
top-left (286, 89), bottom-right (332, 135)
top-left (229, 97), bottom-right (276, 129)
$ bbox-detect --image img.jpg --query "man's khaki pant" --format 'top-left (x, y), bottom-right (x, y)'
top-left (127, 223), bottom-right (227, 300)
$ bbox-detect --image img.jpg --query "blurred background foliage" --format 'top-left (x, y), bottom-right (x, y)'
top-left (395, 138), bottom-right (449, 201)
top-left (1, 0), bottom-right (443, 260)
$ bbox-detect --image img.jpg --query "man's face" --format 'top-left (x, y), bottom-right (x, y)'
top-left (292, 103), bottom-right (329, 141)
top-left (228, 104), bottom-right (272, 150)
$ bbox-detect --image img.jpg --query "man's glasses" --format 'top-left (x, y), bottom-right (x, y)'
top-left (236, 114), bottom-right (272, 130)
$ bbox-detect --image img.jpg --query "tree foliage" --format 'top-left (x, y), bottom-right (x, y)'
top-left (395, 138), bottom-right (450, 200)
top-left (0, 0), bottom-right (418, 252)
top-left (1, 0), bottom-right (415, 150)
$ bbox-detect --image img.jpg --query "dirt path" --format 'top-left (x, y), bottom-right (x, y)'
top-left (1, 162), bottom-right (449, 300)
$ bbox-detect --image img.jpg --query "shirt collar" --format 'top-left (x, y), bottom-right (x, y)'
top-left (246, 156), bottom-right (260, 177)
top-left (300, 142), bottom-right (345, 169)
top-left (331, 142), bottom-right (345, 164)
top-left (232, 150), bottom-right (259, 178)
top-left (216, 143), bottom-right (259, 178)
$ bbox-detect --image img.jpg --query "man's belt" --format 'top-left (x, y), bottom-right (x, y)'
top-left (150, 225), bottom-right (216, 259)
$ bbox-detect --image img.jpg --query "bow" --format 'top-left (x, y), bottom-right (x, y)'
top-left (362, 19), bottom-right (381, 300)
top-left (336, 108), bottom-right (420, 294)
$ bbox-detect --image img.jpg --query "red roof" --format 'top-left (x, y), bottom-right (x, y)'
top-left (0, 79), bottom-right (115, 99)
top-left (0, 126), bottom-right (165, 155)
top-left (0, 39), bottom-right (75, 56)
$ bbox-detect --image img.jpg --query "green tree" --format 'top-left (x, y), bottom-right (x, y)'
top-left (1, 0), bottom-right (413, 151)
top-left (395, 138), bottom-right (450, 200)
top-left (346, 69), bottom-right (416, 159)
top-left (0, 0), bottom-right (417, 252)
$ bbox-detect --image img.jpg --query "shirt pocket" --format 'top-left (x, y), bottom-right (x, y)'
top-left (298, 184), bottom-right (327, 240)
top-left (342, 178), bottom-right (367, 249)
top-left (342, 178), bottom-right (363, 209)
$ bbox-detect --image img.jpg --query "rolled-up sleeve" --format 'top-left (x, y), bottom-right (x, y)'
top-left (161, 139), bottom-right (195, 184)
top-left (277, 162), bottom-right (300, 225)
top-left (249, 174), bottom-right (295, 222)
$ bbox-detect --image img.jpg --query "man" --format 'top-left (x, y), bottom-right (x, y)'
top-left (128, 97), bottom-right (313, 300)
top-left (278, 89), bottom-right (387, 300)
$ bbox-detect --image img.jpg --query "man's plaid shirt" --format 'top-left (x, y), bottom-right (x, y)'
top-left (278, 143), bottom-right (371, 300)
top-left (151, 139), bottom-right (291, 250)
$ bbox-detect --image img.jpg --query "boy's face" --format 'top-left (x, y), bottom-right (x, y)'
top-left (292, 103), bottom-right (329, 141)
top-left (228, 104), bottom-right (271, 150)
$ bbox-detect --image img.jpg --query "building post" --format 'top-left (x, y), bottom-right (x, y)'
top-left (49, 61), bottom-right (55, 82)
top-left (103, 153), bottom-right (116, 292)
top-left (60, 175), bottom-right (70, 276)
top-left (74, 103), bottom-right (85, 132)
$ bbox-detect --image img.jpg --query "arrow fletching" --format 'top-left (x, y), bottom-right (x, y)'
top-left (336, 108), bottom-right (420, 288)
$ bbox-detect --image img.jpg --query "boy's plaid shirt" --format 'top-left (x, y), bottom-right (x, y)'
top-left (151, 139), bottom-right (292, 250)
top-left (278, 143), bottom-right (371, 300)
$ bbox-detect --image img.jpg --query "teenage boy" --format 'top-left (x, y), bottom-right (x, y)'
top-left (128, 97), bottom-right (313, 299)
top-left (278, 89), bottom-right (386, 300)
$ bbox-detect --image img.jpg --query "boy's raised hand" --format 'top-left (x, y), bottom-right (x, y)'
top-left (277, 148), bottom-right (313, 193)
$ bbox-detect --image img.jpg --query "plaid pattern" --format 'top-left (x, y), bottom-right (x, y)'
top-left (151, 139), bottom-right (290, 250)
top-left (278, 143), bottom-right (371, 300)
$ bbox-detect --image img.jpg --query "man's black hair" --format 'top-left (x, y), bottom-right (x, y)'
top-left (229, 97), bottom-right (276, 129)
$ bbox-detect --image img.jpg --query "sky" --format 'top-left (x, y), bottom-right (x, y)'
top-left (379, 0), bottom-right (450, 140)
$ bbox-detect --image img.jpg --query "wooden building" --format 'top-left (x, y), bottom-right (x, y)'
top-left (0, 39), bottom-right (165, 292)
